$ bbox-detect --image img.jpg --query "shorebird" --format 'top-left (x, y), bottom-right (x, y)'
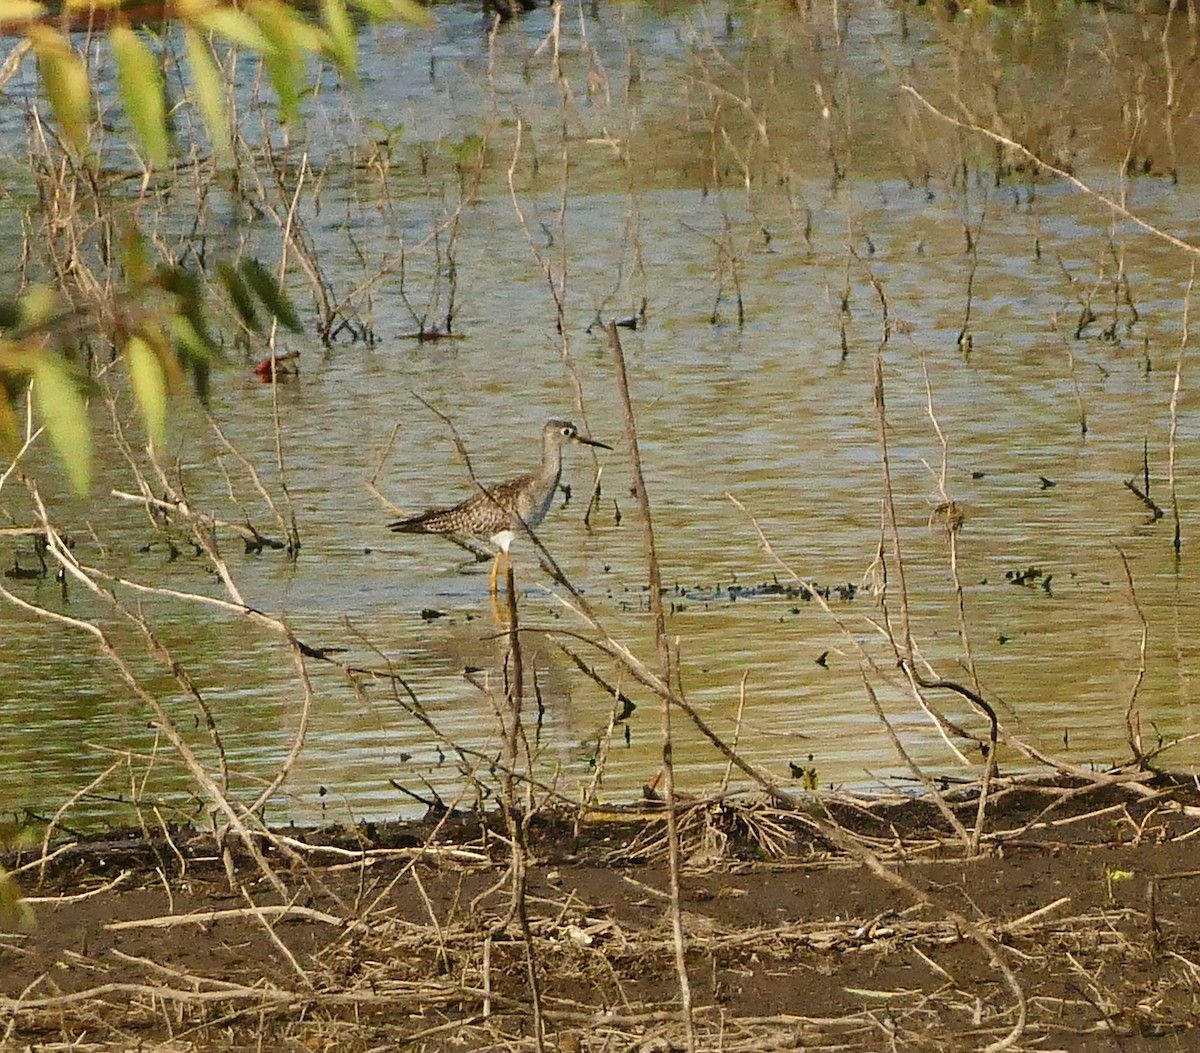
top-left (390, 419), bottom-right (612, 594)
top-left (4, 534), bottom-right (48, 581)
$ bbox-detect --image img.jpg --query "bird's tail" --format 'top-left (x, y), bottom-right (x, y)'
top-left (389, 509), bottom-right (444, 533)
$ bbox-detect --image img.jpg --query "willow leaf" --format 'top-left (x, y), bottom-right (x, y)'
top-left (321, 0), bottom-right (357, 78)
top-left (0, 868), bottom-right (34, 934)
top-left (217, 261), bottom-right (260, 331)
top-left (27, 26), bottom-right (90, 152)
top-left (240, 258), bottom-right (301, 333)
top-left (195, 7), bottom-right (271, 50)
top-left (126, 336), bottom-right (168, 448)
top-left (184, 26), bottom-right (231, 162)
top-left (0, 0), bottom-right (46, 23)
top-left (32, 355), bottom-right (91, 493)
top-left (251, 2), bottom-right (312, 122)
top-left (112, 26), bottom-right (170, 167)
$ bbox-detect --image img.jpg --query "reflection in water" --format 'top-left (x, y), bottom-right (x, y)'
top-left (2, 1), bottom-right (1200, 826)
top-left (275, 601), bottom-right (633, 826)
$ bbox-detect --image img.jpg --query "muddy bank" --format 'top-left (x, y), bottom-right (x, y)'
top-left (2, 773), bottom-right (1199, 1052)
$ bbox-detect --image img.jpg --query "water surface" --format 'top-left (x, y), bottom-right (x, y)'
top-left (3, 0), bottom-right (1200, 828)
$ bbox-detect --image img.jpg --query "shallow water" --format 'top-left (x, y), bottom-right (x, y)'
top-left (3, 0), bottom-right (1200, 827)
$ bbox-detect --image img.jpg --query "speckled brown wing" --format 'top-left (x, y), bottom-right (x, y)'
top-left (387, 419), bottom-right (608, 555)
top-left (390, 472), bottom-right (536, 541)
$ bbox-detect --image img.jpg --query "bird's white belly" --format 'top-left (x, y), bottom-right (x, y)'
top-left (490, 528), bottom-right (517, 552)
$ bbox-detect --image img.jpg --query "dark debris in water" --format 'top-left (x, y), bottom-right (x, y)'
top-left (670, 579), bottom-right (859, 606)
top-left (788, 761), bottom-right (820, 790)
top-left (1005, 566), bottom-right (1053, 593)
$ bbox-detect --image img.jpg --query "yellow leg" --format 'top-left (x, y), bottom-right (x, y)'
top-left (489, 551), bottom-right (511, 624)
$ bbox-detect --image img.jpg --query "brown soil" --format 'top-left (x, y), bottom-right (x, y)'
top-left (4, 775), bottom-right (1200, 1052)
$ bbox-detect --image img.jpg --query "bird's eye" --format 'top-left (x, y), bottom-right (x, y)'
top-left (562, 426), bottom-right (575, 437)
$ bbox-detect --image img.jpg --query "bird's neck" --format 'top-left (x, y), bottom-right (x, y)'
top-left (539, 431), bottom-right (564, 488)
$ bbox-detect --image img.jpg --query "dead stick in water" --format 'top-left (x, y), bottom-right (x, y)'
top-left (606, 320), bottom-right (694, 1053)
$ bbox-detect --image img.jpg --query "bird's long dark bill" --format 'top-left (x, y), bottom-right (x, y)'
top-left (577, 435), bottom-right (613, 450)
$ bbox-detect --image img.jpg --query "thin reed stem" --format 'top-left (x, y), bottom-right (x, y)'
top-left (606, 320), bottom-right (694, 1052)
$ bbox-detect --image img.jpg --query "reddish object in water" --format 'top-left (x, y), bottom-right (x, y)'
top-left (253, 351), bottom-right (300, 382)
top-left (1, 3), bottom-right (174, 34)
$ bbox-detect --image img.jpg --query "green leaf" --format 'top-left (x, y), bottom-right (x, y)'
top-left (0, 300), bottom-right (19, 330)
top-left (347, 0), bottom-right (430, 23)
top-left (240, 258), bottom-right (302, 333)
top-left (346, 0), bottom-right (391, 18)
top-left (28, 26), bottom-right (90, 152)
top-left (121, 224), bottom-right (151, 286)
top-left (172, 313), bottom-right (215, 404)
top-left (217, 261), bottom-right (260, 331)
top-left (126, 336), bottom-right (168, 448)
top-left (321, 0), bottom-right (357, 78)
top-left (387, 0), bottom-right (431, 22)
top-left (172, 309), bottom-right (216, 361)
top-left (451, 133), bottom-right (484, 168)
top-left (252, 0), bottom-right (326, 52)
top-left (155, 263), bottom-right (200, 303)
top-left (0, 867), bottom-right (34, 934)
top-left (251, 1), bottom-right (322, 123)
top-left (0, 0), bottom-right (46, 23)
top-left (263, 47), bottom-right (303, 124)
top-left (184, 26), bottom-right (231, 163)
top-left (363, 118), bottom-right (403, 144)
top-left (32, 355), bottom-right (91, 493)
top-left (111, 25), bottom-right (170, 168)
top-left (16, 285), bottom-right (58, 332)
top-left (194, 7), bottom-right (272, 50)
top-left (0, 388), bottom-right (19, 456)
